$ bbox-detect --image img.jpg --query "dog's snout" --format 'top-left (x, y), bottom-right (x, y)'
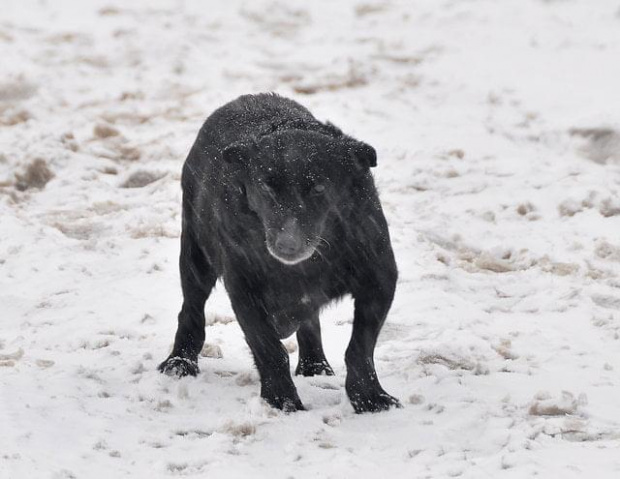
top-left (266, 218), bottom-right (316, 265)
top-left (274, 218), bottom-right (304, 254)
top-left (275, 232), bottom-right (303, 255)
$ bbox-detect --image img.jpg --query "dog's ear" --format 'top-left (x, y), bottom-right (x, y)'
top-left (349, 141), bottom-right (377, 169)
top-left (222, 141), bottom-right (257, 165)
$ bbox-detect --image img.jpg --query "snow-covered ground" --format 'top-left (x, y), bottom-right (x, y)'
top-left (2, 0), bottom-right (620, 477)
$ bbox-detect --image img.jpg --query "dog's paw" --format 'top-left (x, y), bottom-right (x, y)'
top-left (295, 359), bottom-right (335, 377)
top-left (348, 388), bottom-right (402, 414)
top-left (158, 356), bottom-right (199, 377)
top-left (261, 388), bottom-right (306, 413)
top-left (264, 395), bottom-right (306, 413)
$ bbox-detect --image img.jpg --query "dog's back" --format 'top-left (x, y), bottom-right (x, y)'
top-left (192, 93), bottom-right (315, 158)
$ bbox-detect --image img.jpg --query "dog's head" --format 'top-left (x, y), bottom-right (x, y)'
top-left (223, 130), bottom-right (376, 265)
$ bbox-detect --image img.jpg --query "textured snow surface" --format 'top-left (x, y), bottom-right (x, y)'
top-left (2, 0), bottom-right (620, 477)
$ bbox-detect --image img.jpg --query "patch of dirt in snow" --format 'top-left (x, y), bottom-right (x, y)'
top-left (120, 170), bottom-right (165, 188)
top-left (528, 390), bottom-right (587, 417)
top-left (558, 191), bottom-right (620, 218)
top-left (570, 127), bottom-right (620, 164)
top-left (200, 343), bottom-right (223, 359)
top-left (14, 158), bottom-right (54, 191)
top-left (240, 2), bottom-right (311, 37)
top-left (591, 294), bottom-right (620, 310)
top-left (93, 122), bottom-right (121, 139)
top-left (418, 351), bottom-right (479, 372)
top-left (292, 62), bottom-right (370, 95)
top-left (217, 420), bottom-right (257, 438)
top-left (595, 240), bottom-right (620, 262)
top-left (0, 348), bottom-right (24, 361)
top-left (0, 76), bottom-right (38, 103)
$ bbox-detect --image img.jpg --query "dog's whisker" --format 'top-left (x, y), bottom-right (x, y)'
top-left (314, 247), bottom-right (326, 260)
top-left (313, 235), bottom-right (331, 250)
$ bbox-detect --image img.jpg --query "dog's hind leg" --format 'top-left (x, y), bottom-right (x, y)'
top-left (295, 312), bottom-right (334, 377)
top-left (158, 224), bottom-right (217, 377)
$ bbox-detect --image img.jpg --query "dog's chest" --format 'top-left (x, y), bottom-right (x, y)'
top-left (265, 279), bottom-right (330, 311)
top-left (262, 279), bottom-right (331, 338)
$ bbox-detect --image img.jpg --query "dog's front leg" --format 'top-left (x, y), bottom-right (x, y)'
top-left (346, 261), bottom-right (401, 413)
top-left (225, 273), bottom-right (305, 412)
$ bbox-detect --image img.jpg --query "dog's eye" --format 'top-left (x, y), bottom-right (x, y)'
top-left (312, 184), bottom-right (326, 195)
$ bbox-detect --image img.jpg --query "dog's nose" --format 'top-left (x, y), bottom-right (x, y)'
top-left (274, 218), bottom-right (305, 255)
top-left (275, 232), bottom-right (303, 255)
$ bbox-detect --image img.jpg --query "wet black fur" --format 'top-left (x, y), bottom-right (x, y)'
top-left (159, 93), bottom-right (400, 413)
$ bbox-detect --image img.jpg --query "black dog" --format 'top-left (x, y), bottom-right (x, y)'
top-left (159, 93), bottom-right (400, 413)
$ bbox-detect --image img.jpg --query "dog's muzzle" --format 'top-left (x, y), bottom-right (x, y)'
top-left (266, 219), bottom-right (316, 265)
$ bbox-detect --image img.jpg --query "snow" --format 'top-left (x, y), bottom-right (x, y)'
top-left (1, 0), bottom-right (620, 477)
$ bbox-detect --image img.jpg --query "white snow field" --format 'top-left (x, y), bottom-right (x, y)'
top-left (2, 0), bottom-right (620, 477)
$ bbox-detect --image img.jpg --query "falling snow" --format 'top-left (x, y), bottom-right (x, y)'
top-left (1, 1), bottom-right (620, 478)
